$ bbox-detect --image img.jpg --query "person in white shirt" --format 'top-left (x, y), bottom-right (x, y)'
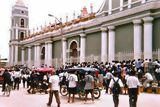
top-left (67, 71), bottom-right (78, 103)
top-left (127, 69), bottom-right (140, 107)
top-left (104, 70), bottom-right (113, 93)
top-left (143, 72), bottom-right (153, 88)
top-left (47, 72), bottom-right (60, 107)
top-left (13, 70), bottom-right (21, 90)
top-left (155, 66), bottom-right (160, 86)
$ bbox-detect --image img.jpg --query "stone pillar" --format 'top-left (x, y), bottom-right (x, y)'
top-left (128, 0), bottom-right (132, 8)
top-left (36, 43), bottom-right (41, 67)
top-left (28, 46), bottom-right (32, 68)
top-left (45, 42), bottom-right (48, 66)
top-left (80, 33), bottom-right (86, 63)
top-left (108, 26), bottom-right (115, 63)
top-left (142, 0), bottom-right (146, 4)
top-left (120, 0), bottom-right (123, 11)
top-left (47, 41), bottom-right (52, 67)
top-left (34, 45), bottom-right (37, 67)
top-left (143, 17), bottom-right (153, 60)
top-left (133, 19), bottom-right (142, 60)
top-left (108, 0), bottom-right (112, 14)
top-left (101, 27), bottom-right (108, 63)
top-left (62, 38), bottom-right (67, 65)
top-left (15, 24), bottom-right (18, 40)
top-left (9, 45), bottom-right (12, 66)
top-left (11, 45), bottom-right (14, 66)
top-left (21, 47), bottom-right (25, 65)
top-left (15, 45), bottom-right (18, 65)
top-left (48, 41), bottom-right (52, 67)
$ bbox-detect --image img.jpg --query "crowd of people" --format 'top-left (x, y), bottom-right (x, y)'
top-left (1, 58), bottom-right (160, 107)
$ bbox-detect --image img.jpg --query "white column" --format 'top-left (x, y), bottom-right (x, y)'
top-left (9, 45), bottom-right (12, 66)
top-left (34, 44), bottom-right (37, 67)
top-left (101, 27), bottom-right (108, 63)
top-left (128, 0), bottom-right (132, 9)
top-left (108, 0), bottom-right (112, 14)
top-left (120, 0), bottom-right (123, 11)
top-left (15, 45), bottom-right (18, 65)
top-left (133, 19), bottom-right (142, 60)
top-left (11, 45), bottom-right (14, 66)
top-left (142, 0), bottom-right (146, 4)
top-left (21, 47), bottom-right (25, 65)
top-left (11, 28), bottom-right (14, 40)
top-left (45, 42), bottom-right (48, 66)
top-left (15, 24), bottom-right (18, 40)
top-left (62, 38), bottom-right (67, 65)
top-left (108, 26), bottom-right (115, 63)
top-left (143, 17), bottom-right (153, 60)
top-left (26, 25), bottom-right (29, 37)
top-left (28, 46), bottom-right (32, 68)
top-left (80, 33), bottom-right (86, 63)
top-left (47, 41), bottom-right (53, 67)
top-left (36, 44), bottom-right (41, 67)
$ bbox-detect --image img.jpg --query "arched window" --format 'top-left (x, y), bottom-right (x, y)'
top-left (20, 32), bottom-right (24, 40)
top-left (20, 19), bottom-right (24, 27)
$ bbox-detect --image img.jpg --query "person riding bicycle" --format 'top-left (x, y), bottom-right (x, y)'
top-left (2, 69), bottom-right (12, 92)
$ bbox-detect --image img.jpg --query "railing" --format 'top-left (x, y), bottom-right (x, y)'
top-left (10, 49), bottom-right (160, 69)
top-left (98, 0), bottom-right (158, 16)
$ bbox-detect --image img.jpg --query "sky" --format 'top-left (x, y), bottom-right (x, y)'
top-left (0, 0), bottom-right (104, 59)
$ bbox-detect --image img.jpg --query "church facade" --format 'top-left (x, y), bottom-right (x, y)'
top-left (9, 0), bottom-right (160, 68)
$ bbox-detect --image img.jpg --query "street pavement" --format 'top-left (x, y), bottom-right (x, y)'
top-left (0, 85), bottom-right (160, 107)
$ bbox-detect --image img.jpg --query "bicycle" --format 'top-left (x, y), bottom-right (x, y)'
top-left (3, 84), bottom-right (12, 97)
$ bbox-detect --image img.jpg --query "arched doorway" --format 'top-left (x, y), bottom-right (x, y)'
top-left (70, 41), bottom-right (78, 62)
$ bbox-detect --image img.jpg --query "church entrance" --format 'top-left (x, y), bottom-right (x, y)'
top-left (69, 41), bottom-right (78, 62)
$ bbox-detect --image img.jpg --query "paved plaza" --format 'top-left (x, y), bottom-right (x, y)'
top-left (0, 85), bottom-right (160, 107)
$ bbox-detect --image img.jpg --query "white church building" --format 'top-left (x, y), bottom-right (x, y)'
top-left (9, 0), bottom-right (160, 68)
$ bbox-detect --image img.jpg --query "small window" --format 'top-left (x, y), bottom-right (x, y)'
top-left (20, 19), bottom-right (24, 27)
top-left (21, 11), bottom-right (24, 14)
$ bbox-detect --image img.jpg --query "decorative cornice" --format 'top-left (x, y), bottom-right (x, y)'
top-left (62, 37), bottom-right (67, 41)
top-left (27, 46), bottom-right (32, 48)
top-left (12, 14), bottom-right (28, 18)
top-left (133, 19), bottom-right (142, 25)
top-left (108, 26), bottom-right (115, 31)
top-left (143, 16), bottom-right (154, 23)
top-left (80, 33), bottom-right (86, 37)
top-left (100, 27), bottom-right (108, 32)
top-left (34, 43), bottom-right (40, 46)
top-left (45, 41), bottom-right (52, 44)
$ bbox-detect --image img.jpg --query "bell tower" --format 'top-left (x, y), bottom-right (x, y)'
top-left (9, 0), bottom-right (29, 65)
top-left (10, 0), bottom-right (29, 41)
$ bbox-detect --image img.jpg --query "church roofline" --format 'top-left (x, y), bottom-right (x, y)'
top-left (22, 13), bottom-right (96, 41)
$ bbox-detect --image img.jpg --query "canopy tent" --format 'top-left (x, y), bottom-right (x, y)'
top-left (33, 67), bottom-right (54, 74)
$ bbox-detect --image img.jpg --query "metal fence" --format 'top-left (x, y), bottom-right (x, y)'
top-left (8, 49), bottom-right (160, 69)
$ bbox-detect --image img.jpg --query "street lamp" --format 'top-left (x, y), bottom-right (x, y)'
top-left (48, 14), bottom-right (63, 35)
top-left (48, 14), bottom-right (66, 66)
top-left (48, 14), bottom-right (62, 23)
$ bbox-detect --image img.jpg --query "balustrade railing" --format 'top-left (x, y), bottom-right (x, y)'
top-left (10, 49), bottom-right (160, 68)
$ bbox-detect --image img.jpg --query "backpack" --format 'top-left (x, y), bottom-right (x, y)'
top-left (112, 78), bottom-right (121, 94)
